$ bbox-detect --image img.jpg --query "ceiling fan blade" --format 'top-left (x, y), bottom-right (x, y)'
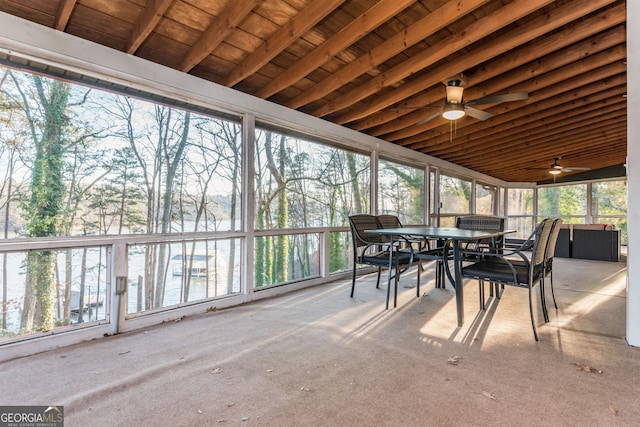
top-left (561, 167), bottom-right (591, 172)
top-left (464, 106), bottom-right (493, 121)
top-left (466, 91), bottom-right (529, 106)
top-left (416, 110), bottom-right (443, 125)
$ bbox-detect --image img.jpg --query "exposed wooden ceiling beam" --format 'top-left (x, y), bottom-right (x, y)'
top-left (335, 0), bottom-right (620, 125)
top-left (406, 71), bottom-right (626, 151)
top-left (253, 0), bottom-right (416, 99)
top-left (403, 83), bottom-right (625, 155)
top-left (488, 136), bottom-right (627, 176)
top-left (363, 15), bottom-right (625, 136)
top-left (403, 62), bottom-right (626, 149)
top-left (436, 95), bottom-right (624, 160)
top-left (221, 0), bottom-right (346, 87)
top-left (485, 136), bottom-right (627, 179)
top-left (54, 0), bottom-right (76, 31)
top-left (126, 0), bottom-right (174, 54)
top-left (453, 116), bottom-right (627, 168)
top-left (284, 0), bottom-right (491, 109)
top-left (178, 0), bottom-right (258, 72)
top-left (468, 140), bottom-right (627, 180)
top-left (441, 102), bottom-right (627, 161)
top-left (432, 87), bottom-right (627, 158)
top-left (389, 44), bottom-right (625, 143)
top-left (477, 134), bottom-right (628, 175)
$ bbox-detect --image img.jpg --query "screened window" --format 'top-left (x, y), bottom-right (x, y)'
top-left (253, 127), bottom-right (370, 287)
top-left (127, 239), bottom-right (242, 314)
top-left (440, 174), bottom-right (471, 214)
top-left (0, 246), bottom-right (109, 336)
top-left (476, 183), bottom-right (497, 215)
top-left (0, 66), bottom-right (243, 334)
top-left (592, 180), bottom-right (627, 244)
top-left (254, 128), bottom-right (370, 229)
top-left (378, 159), bottom-right (425, 225)
top-left (538, 184), bottom-right (587, 221)
top-left (429, 170), bottom-right (437, 225)
top-left (0, 68), bottom-right (242, 238)
top-left (507, 188), bottom-right (534, 238)
top-left (592, 181), bottom-right (627, 217)
top-left (438, 174), bottom-right (471, 227)
top-left (507, 188), bottom-right (534, 215)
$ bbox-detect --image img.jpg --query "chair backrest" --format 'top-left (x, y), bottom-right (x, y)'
top-left (530, 218), bottom-right (554, 268)
top-left (376, 214), bottom-right (402, 229)
top-left (348, 214), bottom-right (386, 250)
top-left (455, 215), bottom-right (505, 231)
top-left (456, 215), bottom-right (505, 248)
top-left (545, 218), bottom-right (563, 263)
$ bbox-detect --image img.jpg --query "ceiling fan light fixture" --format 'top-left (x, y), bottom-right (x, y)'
top-left (445, 84), bottom-right (465, 103)
top-left (442, 103), bottom-right (465, 120)
top-left (549, 169), bottom-right (561, 175)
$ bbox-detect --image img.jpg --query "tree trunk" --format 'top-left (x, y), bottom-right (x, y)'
top-left (19, 77), bottom-right (70, 332)
top-left (2, 146), bottom-right (15, 330)
top-left (347, 152), bottom-right (363, 213)
top-left (154, 110), bottom-right (190, 307)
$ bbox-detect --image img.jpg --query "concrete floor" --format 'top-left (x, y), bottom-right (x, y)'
top-left (1, 256), bottom-right (638, 426)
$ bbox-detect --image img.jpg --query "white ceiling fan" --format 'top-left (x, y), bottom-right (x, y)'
top-left (547, 157), bottom-right (591, 175)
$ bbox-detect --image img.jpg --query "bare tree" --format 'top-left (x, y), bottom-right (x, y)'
top-left (5, 73), bottom-right (71, 332)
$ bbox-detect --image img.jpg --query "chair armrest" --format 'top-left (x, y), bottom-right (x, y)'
top-left (460, 246), bottom-right (531, 269)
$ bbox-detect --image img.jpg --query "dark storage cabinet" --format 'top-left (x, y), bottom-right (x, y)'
top-left (555, 228), bottom-right (571, 258)
top-left (572, 229), bottom-right (621, 262)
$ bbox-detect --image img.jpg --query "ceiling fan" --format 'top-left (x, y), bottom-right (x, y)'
top-left (417, 78), bottom-right (529, 125)
top-left (546, 157), bottom-right (591, 175)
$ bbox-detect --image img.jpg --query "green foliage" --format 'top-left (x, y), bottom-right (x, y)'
top-left (538, 185), bottom-right (587, 217)
top-left (593, 181), bottom-right (627, 216)
top-left (13, 76), bottom-right (72, 331)
top-left (440, 175), bottom-right (472, 214)
top-left (378, 160), bottom-right (425, 223)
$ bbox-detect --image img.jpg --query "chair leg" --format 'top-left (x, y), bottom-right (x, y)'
top-left (539, 278), bottom-right (549, 323)
top-left (351, 264), bottom-right (357, 298)
top-left (528, 286), bottom-right (539, 341)
top-left (375, 267), bottom-right (382, 289)
top-left (385, 270), bottom-right (391, 310)
top-left (549, 270), bottom-right (558, 309)
top-left (479, 279), bottom-right (485, 310)
top-left (393, 264), bottom-right (399, 308)
top-left (416, 260), bottom-right (421, 297)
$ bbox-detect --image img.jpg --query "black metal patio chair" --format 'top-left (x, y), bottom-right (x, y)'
top-left (376, 214), bottom-right (446, 290)
top-left (543, 218), bottom-right (564, 315)
top-left (460, 218), bottom-right (554, 341)
top-left (348, 214), bottom-right (416, 309)
top-left (489, 218), bottom-right (563, 322)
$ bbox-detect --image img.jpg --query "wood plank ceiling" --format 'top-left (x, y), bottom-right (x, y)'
top-left (0, 0), bottom-right (627, 183)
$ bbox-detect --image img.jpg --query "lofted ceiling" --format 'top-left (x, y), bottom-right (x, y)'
top-left (0, 0), bottom-right (627, 182)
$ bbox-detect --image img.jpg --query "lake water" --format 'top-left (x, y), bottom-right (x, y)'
top-left (1, 238), bottom-right (241, 334)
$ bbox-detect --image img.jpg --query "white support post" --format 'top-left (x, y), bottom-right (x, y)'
top-left (111, 241), bottom-right (128, 335)
top-left (243, 113), bottom-right (256, 298)
top-left (627, 2), bottom-right (639, 346)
